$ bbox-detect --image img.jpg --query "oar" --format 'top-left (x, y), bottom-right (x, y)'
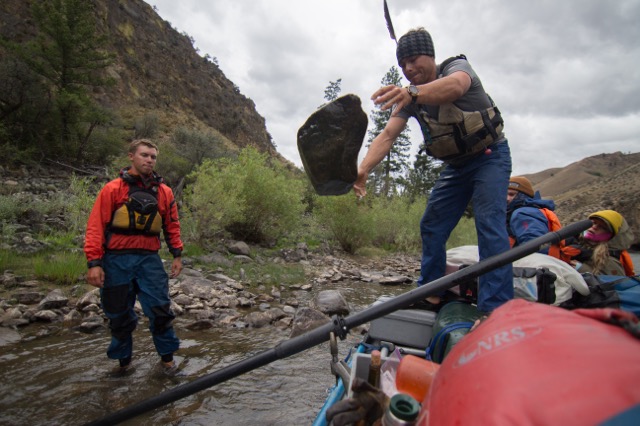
top-left (87, 219), bottom-right (591, 426)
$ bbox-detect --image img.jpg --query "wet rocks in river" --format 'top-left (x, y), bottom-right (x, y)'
top-left (297, 94), bottom-right (367, 196)
top-left (38, 289), bottom-right (69, 310)
top-left (0, 249), bottom-right (419, 347)
top-left (289, 307), bottom-right (331, 338)
top-left (312, 290), bottom-right (350, 316)
top-left (378, 275), bottom-right (412, 285)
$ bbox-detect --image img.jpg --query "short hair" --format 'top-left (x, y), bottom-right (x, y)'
top-left (128, 139), bottom-right (159, 155)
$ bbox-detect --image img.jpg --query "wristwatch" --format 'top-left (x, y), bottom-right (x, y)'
top-left (407, 85), bottom-right (419, 104)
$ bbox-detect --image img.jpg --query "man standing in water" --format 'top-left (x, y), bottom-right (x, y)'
top-left (354, 28), bottom-right (513, 314)
top-left (85, 139), bottom-right (184, 375)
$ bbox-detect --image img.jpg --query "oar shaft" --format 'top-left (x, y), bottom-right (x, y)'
top-left (87, 219), bottom-right (591, 425)
top-left (86, 322), bottom-right (336, 426)
top-left (343, 219), bottom-right (591, 327)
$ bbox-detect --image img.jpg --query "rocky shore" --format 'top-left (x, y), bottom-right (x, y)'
top-left (0, 165), bottom-right (420, 348)
top-left (0, 241), bottom-right (418, 347)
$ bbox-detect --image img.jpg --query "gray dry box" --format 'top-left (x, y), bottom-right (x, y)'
top-left (347, 353), bottom-right (396, 398)
top-left (368, 302), bottom-right (436, 349)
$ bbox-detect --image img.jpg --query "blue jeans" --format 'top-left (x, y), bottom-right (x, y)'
top-left (417, 141), bottom-right (513, 313)
top-left (101, 252), bottom-right (179, 361)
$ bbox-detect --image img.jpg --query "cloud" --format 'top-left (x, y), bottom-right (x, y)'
top-left (149, 0), bottom-right (639, 176)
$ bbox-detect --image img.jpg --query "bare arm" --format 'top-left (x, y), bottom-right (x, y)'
top-left (372, 71), bottom-right (472, 116)
top-left (353, 115), bottom-right (408, 197)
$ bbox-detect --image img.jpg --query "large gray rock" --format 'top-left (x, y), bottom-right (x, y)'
top-left (244, 311), bottom-right (273, 328)
top-left (0, 327), bottom-right (21, 347)
top-left (297, 94), bottom-right (367, 195)
top-left (227, 241), bottom-right (251, 256)
top-left (38, 289), bottom-right (68, 310)
top-left (289, 307), bottom-right (331, 338)
top-left (13, 291), bottom-right (45, 305)
top-left (313, 290), bottom-right (350, 316)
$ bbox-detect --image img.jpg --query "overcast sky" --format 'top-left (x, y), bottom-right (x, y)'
top-left (148, 0), bottom-right (639, 176)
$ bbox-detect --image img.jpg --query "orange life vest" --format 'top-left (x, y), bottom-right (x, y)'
top-left (538, 208), bottom-right (570, 261)
top-left (619, 250), bottom-right (635, 277)
top-left (509, 208), bottom-right (568, 261)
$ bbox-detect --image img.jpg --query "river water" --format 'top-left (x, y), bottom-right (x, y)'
top-left (3, 253), bottom-right (639, 425)
top-left (0, 280), bottom-right (409, 426)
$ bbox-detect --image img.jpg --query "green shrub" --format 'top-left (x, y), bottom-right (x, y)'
top-left (0, 249), bottom-right (85, 285)
top-left (32, 250), bottom-right (86, 285)
top-left (0, 193), bottom-right (23, 223)
top-left (155, 140), bottom-right (200, 186)
top-left (79, 125), bottom-right (126, 165)
top-left (65, 175), bottom-right (98, 235)
top-left (186, 147), bottom-right (304, 245)
top-left (314, 195), bottom-right (374, 253)
top-left (447, 216), bottom-right (478, 248)
top-left (0, 191), bottom-right (66, 231)
top-left (134, 113), bottom-right (159, 139)
top-left (368, 196), bottom-right (423, 252)
top-left (314, 192), bottom-right (478, 255)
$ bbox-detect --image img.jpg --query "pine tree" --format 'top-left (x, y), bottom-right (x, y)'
top-left (323, 78), bottom-right (342, 102)
top-left (366, 66), bottom-right (411, 197)
top-left (10, 0), bottom-right (115, 162)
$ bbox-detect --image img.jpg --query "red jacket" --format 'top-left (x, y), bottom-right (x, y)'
top-left (84, 172), bottom-right (183, 263)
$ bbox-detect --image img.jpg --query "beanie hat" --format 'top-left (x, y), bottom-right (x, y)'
top-left (508, 176), bottom-right (534, 198)
top-left (589, 210), bottom-right (624, 236)
top-left (396, 29), bottom-right (435, 65)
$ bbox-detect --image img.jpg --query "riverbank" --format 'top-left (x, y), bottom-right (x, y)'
top-left (0, 248), bottom-right (420, 346)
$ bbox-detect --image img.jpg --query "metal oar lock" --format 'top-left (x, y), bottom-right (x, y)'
top-left (329, 331), bottom-right (351, 387)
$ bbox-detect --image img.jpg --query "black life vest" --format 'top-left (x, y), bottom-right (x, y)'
top-left (109, 184), bottom-right (162, 236)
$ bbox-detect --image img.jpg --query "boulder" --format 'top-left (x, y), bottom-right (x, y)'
top-left (0, 327), bottom-right (21, 347)
top-left (289, 307), bottom-right (331, 338)
top-left (313, 290), bottom-right (350, 316)
top-left (13, 291), bottom-right (45, 305)
top-left (244, 311), bottom-right (272, 328)
top-left (38, 289), bottom-right (68, 310)
top-left (227, 241), bottom-right (251, 256)
top-left (297, 94), bottom-right (367, 195)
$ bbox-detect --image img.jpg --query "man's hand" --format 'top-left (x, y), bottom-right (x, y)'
top-left (87, 266), bottom-right (105, 288)
top-left (353, 167), bottom-right (368, 198)
top-left (170, 257), bottom-right (183, 278)
top-left (371, 84), bottom-right (411, 116)
top-left (325, 377), bottom-right (389, 426)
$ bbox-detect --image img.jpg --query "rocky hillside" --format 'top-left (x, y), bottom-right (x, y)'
top-left (523, 151), bottom-right (640, 248)
top-left (0, 0), bottom-right (280, 159)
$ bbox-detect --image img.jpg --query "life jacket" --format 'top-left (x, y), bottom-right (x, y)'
top-left (538, 208), bottom-right (571, 261)
top-left (610, 249), bottom-right (636, 277)
top-left (563, 241), bottom-right (635, 277)
top-left (508, 207), bottom-right (568, 262)
top-left (109, 183), bottom-right (163, 236)
top-left (416, 55), bottom-right (504, 162)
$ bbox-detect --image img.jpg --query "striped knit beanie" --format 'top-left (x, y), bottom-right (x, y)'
top-left (396, 29), bottom-right (435, 65)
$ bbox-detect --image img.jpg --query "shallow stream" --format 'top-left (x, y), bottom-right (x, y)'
top-left (0, 280), bottom-right (408, 426)
top-left (2, 252), bottom-right (638, 425)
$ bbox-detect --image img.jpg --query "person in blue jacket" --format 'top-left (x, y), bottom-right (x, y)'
top-left (507, 176), bottom-right (563, 258)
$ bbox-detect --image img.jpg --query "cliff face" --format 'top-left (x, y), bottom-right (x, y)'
top-left (524, 152), bottom-right (640, 248)
top-left (0, 0), bottom-right (278, 157)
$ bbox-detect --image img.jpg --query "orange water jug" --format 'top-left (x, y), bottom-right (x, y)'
top-left (395, 355), bottom-right (440, 402)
